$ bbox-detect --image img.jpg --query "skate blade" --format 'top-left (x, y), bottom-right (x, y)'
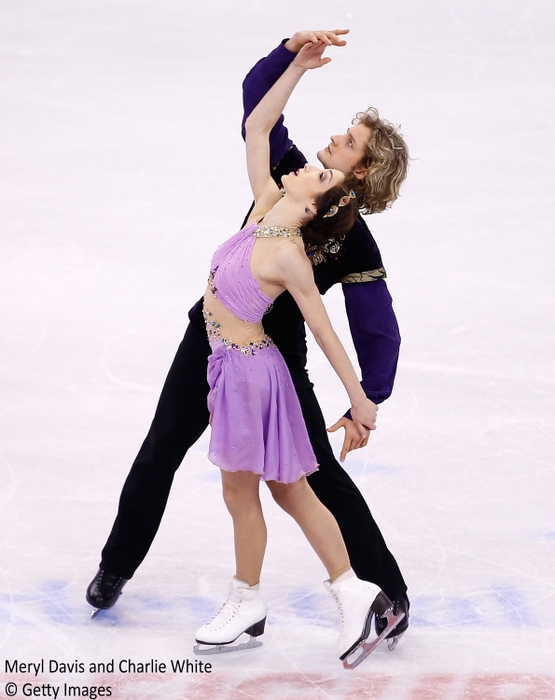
top-left (90, 608), bottom-right (103, 620)
top-left (386, 630), bottom-right (405, 651)
top-left (343, 608), bottom-right (405, 670)
top-left (193, 635), bottom-right (263, 656)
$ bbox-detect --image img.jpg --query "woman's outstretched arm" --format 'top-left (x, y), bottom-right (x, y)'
top-left (271, 245), bottom-right (378, 439)
top-left (243, 41), bottom-right (332, 213)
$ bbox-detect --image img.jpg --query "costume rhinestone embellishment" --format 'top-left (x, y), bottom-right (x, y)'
top-left (203, 309), bottom-right (274, 356)
top-left (253, 225), bottom-right (301, 239)
top-left (322, 189), bottom-right (357, 218)
top-left (207, 266), bottom-right (219, 297)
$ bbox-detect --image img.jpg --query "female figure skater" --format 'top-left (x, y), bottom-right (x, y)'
top-left (194, 39), bottom-right (403, 667)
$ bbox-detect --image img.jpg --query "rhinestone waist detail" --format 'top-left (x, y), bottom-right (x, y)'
top-left (203, 308), bottom-right (274, 356)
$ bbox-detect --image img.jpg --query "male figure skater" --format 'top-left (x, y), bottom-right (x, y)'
top-left (87, 29), bottom-right (410, 646)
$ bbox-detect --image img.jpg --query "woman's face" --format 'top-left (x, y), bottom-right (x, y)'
top-left (282, 163), bottom-right (344, 202)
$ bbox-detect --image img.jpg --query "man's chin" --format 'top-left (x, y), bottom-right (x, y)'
top-left (316, 149), bottom-right (328, 167)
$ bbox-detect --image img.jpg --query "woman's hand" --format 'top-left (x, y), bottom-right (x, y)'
top-left (350, 398), bottom-right (379, 440)
top-left (285, 29), bottom-right (349, 54)
top-left (292, 40), bottom-right (332, 71)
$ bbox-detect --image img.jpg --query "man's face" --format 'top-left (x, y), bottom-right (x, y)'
top-left (317, 122), bottom-right (372, 177)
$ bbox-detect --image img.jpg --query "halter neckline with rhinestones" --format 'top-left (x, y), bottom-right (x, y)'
top-left (253, 225), bottom-right (301, 239)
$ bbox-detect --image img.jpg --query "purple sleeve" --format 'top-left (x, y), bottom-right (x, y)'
top-left (241, 41), bottom-right (296, 168)
top-left (342, 279), bottom-right (401, 413)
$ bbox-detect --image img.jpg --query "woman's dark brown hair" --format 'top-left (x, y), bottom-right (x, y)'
top-left (301, 177), bottom-right (359, 248)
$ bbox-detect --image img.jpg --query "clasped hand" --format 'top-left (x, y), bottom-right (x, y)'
top-left (292, 40), bottom-right (333, 70)
top-left (291, 28), bottom-right (349, 71)
top-left (328, 399), bottom-right (378, 462)
top-left (286, 28), bottom-right (349, 54)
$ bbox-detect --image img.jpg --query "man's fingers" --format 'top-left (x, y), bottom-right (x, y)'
top-left (339, 439), bottom-right (350, 462)
top-left (313, 29), bottom-right (349, 46)
top-left (328, 414), bottom-right (371, 461)
top-left (311, 33), bottom-right (329, 45)
top-left (340, 435), bottom-right (364, 461)
top-left (328, 29), bottom-right (349, 44)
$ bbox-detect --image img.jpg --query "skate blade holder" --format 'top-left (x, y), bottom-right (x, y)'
top-left (193, 634), bottom-right (263, 656)
top-left (342, 604), bottom-right (405, 670)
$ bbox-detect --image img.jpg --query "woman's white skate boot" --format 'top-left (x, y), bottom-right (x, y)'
top-left (193, 577), bottom-right (267, 655)
top-left (325, 569), bottom-right (405, 669)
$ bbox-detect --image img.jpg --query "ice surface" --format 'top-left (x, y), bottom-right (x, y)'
top-left (1, 1), bottom-right (554, 698)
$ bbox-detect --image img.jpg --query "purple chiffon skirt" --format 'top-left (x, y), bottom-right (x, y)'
top-left (207, 341), bottom-right (319, 483)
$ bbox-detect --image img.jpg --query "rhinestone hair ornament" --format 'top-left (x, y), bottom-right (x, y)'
top-left (322, 189), bottom-right (357, 218)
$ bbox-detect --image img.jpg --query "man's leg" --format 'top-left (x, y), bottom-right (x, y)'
top-left (290, 371), bottom-right (408, 601)
top-left (97, 320), bottom-right (211, 580)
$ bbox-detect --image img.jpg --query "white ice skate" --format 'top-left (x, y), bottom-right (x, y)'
top-left (325, 570), bottom-right (405, 670)
top-left (193, 577), bottom-right (267, 655)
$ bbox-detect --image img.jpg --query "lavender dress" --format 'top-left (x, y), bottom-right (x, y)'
top-left (204, 223), bottom-right (318, 483)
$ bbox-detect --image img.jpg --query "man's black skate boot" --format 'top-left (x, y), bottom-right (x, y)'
top-left (374, 594), bottom-right (409, 650)
top-left (86, 569), bottom-right (128, 610)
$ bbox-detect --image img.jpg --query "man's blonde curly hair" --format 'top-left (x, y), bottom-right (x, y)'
top-left (352, 108), bottom-right (409, 215)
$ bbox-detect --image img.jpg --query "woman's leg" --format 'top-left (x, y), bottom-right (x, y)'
top-left (267, 476), bottom-right (402, 662)
top-left (266, 476), bottom-right (350, 582)
top-left (221, 469), bottom-right (267, 586)
top-left (195, 470), bottom-right (267, 646)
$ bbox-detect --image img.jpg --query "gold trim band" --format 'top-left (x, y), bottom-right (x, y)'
top-left (339, 268), bottom-right (387, 284)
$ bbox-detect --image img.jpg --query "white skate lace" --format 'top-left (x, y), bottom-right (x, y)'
top-left (329, 589), bottom-right (345, 630)
top-left (205, 592), bottom-right (243, 631)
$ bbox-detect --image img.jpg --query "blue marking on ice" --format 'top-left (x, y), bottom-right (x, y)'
top-left (38, 580), bottom-right (76, 625)
top-left (410, 587), bottom-right (536, 628)
top-left (288, 587), bottom-right (334, 628)
top-left (183, 595), bottom-right (225, 624)
top-left (0, 581), bottom-right (76, 627)
top-left (134, 596), bottom-right (172, 611)
top-left (411, 595), bottom-right (481, 627)
top-left (490, 585), bottom-right (536, 626)
top-left (1, 581), bottom-right (537, 631)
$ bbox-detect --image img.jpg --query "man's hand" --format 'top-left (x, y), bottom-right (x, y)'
top-left (327, 416), bottom-right (371, 463)
top-left (285, 29), bottom-right (349, 54)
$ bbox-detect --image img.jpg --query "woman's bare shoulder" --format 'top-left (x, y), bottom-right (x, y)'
top-left (274, 239), bottom-right (309, 263)
top-left (271, 241), bottom-right (313, 285)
